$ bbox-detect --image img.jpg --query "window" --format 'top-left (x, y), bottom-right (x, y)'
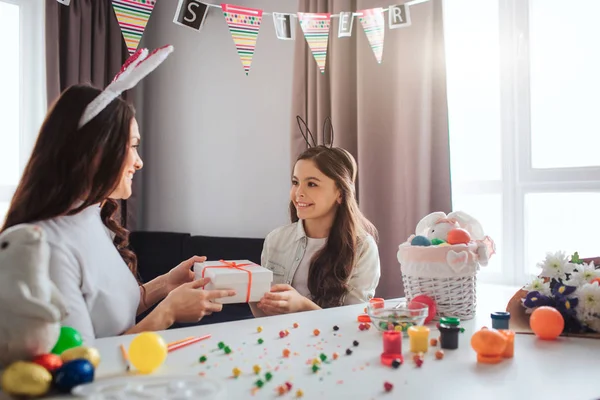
top-left (0, 0), bottom-right (46, 225)
top-left (444, 0), bottom-right (600, 285)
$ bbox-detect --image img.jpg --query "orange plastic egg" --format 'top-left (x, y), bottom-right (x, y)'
top-left (447, 228), bottom-right (471, 245)
top-left (470, 328), bottom-right (507, 364)
top-left (530, 306), bottom-right (564, 340)
top-left (590, 278), bottom-right (600, 285)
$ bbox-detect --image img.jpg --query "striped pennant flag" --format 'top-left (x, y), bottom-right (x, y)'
top-left (221, 4), bottom-right (263, 76)
top-left (112, 0), bottom-right (157, 55)
top-left (358, 8), bottom-right (385, 64)
top-left (297, 13), bottom-right (331, 74)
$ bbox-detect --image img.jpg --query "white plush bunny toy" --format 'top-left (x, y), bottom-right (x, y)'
top-left (414, 211), bottom-right (495, 266)
top-left (0, 224), bottom-right (67, 367)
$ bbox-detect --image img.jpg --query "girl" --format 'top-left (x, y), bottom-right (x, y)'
top-left (253, 146), bottom-right (380, 316)
top-left (2, 79), bottom-right (235, 344)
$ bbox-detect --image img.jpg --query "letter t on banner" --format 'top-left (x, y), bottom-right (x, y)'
top-left (389, 4), bottom-right (412, 29)
top-left (273, 12), bottom-right (294, 40)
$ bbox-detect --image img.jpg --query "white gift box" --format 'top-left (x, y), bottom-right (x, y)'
top-left (193, 260), bottom-right (273, 304)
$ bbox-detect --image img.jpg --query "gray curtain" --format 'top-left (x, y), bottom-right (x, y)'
top-left (45, 0), bottom-right (140, 230)
top-left (291, 0), bottom-right (452, 299)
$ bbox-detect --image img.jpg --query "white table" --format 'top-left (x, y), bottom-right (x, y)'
top-left (41, 284), bottom-right (600, 399)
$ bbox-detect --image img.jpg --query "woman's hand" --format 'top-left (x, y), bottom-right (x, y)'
top-left (256, 284), bottom-right (320, 315)
top-left (159, 278), bottom-right (236, 323)
top-left (165, 255), bottom-right (206, 293)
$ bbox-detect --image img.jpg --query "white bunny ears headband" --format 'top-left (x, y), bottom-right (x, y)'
top-left (78, 44), bottom-right (174, 129)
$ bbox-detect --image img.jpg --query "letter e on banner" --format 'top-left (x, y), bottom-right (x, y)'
top-left (338, 11), bottom-right (354, 37)
top-left (173, 0), bottom-right (209, 31)
top-left (389, 4), bottom-right (412, 29)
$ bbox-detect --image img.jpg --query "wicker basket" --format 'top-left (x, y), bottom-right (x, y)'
top-left (397, 243), bottom-right (481, 320)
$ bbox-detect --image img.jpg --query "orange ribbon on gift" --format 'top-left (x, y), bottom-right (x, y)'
top-left (201, 260), bottom-right (254, 302)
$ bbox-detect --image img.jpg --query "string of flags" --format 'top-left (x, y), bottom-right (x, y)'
top-left (55, 0), bottom-right (430, 76)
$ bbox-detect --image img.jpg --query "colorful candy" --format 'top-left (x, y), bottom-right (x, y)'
top-left (253, 365), bottom-right (261, 374)
top-left (258, 338), bottom-right (264, 344)
top-left (279, 331), bottom-right (286, 338)
top-left (384, 381), bottom-right (394, 392)
top-left (346, 348), bottom-right (353, 355)
top-left (435, 350), bottom-right (444, 360)
top-left (199, 355), bottom-right (207, 363)
top-left (333, 325), bottom-right (339, 331)
top-left (224, 346), bottom-right (232, 354)
top-left (232, 367), bottom-right (242, 378)
top-left (332, 352), bottom-right (339, 360)
top-left (296, 389), bottom-right (304, 397)
top-left (265, 372), bottom-right (273, 381)
top-left (313, 329), bottom-right (320, 336)
top-left (353, 340), bottom-right (359, 347)
top-left (391, 358), bottom-right (402, 369)
top-left (293, 323), bottom-right (299, 328)
top-left (430, 338), bottom-right (438, 346)
top-left (283, 348), bottom-right (291, 358)
top-left (311, 364), bottom-right (319, 373)
top-left (257, 326), bottom-right (263, 333)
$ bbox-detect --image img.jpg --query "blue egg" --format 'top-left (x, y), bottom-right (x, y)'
top-left (53, 359), bottom-right (95, 393)
top-left (411, 235), bottom-right (432, 247)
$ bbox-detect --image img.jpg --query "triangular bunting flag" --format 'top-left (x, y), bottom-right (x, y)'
top-left (297, 13), bottom-right (331, 74)
top-left (112, 0), bottom-right (157, 55)
top-left (222, 4), bottom-right (263, 76)
top-left (358, 8), bottom-right (385, 64)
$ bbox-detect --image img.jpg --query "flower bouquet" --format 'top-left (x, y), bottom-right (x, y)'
top-left (506, 251), bottom-right (600, 338)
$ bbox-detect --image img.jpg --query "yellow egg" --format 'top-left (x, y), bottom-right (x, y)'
top-left (129, 332), bottom-right (167, 374)
top-left (1, 361), bottom-right (52, 397)
top-left (61, 346), bottom-right (101, 368)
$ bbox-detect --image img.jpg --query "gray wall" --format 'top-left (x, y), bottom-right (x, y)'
top-left (139, 1), bottom-right (297, 238)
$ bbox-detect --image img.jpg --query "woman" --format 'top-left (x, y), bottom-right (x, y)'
top-left (2, 84), bottom-right (235, 344)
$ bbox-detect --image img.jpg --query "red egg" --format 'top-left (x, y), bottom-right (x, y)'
top-left (530, 306), bottom-right (564, 340)
top-left (447, 228), bottom-right (471, 245)
top-left (32, 354), bottom-right (63, 373)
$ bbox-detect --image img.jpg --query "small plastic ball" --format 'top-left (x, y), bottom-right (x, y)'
top-left (530, 306), bottom-right (564, 340)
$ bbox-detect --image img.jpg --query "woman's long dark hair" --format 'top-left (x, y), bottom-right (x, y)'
top-left (289, 146), bottom-right (377, 308)
top-left (1, 84), bottom-right (138, 277)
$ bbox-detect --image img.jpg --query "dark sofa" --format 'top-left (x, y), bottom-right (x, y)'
top-left (129, 231), bottom-right (264, 328)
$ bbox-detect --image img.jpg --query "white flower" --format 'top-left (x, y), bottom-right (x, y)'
top-left (524, 277), bottom-right (551, 296)
top-left (537, 251), bottom-right (574, 280)
top-left (569, 262), bottom-right (600, 287)
top-left (575, 282), bottom-right (600, 333)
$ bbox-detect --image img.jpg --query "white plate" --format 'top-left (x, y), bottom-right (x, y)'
top-left (71, 374), bottom-right (226, 399)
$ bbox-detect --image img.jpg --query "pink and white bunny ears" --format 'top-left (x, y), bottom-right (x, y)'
top-left (78, 45), bottom-right (174, 129)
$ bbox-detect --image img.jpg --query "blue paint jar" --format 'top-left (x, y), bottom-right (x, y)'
top-left (491, 311), bottom-right (510, 330)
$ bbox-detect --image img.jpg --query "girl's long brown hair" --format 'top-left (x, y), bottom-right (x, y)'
top-left (1, 84), bottom-right (138, 277)
top-left (289, 146), bottom-right (378, 308)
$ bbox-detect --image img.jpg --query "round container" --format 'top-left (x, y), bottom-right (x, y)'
top-left (439, 324), bottom-right (461, 350)
top-left (491, 312), bottom-right (510, 330)
top-left (380, 331), bottom-right (403, 366)
top-left (367, 299), bottom-right (428, 336)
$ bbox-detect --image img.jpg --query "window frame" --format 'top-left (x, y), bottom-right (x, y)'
top-left (0, 0), bottom-right (46, 222)
top-left (446, 0), bottom-right (600, 286)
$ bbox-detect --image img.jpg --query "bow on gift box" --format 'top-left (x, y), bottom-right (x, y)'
top-left (201, 260), bottom-right (255, 302)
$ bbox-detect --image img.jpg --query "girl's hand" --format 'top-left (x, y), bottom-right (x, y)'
top-left (165, 255), bottom-right (206, 293)
top-left (256, 284), bottom-right (318, 315)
